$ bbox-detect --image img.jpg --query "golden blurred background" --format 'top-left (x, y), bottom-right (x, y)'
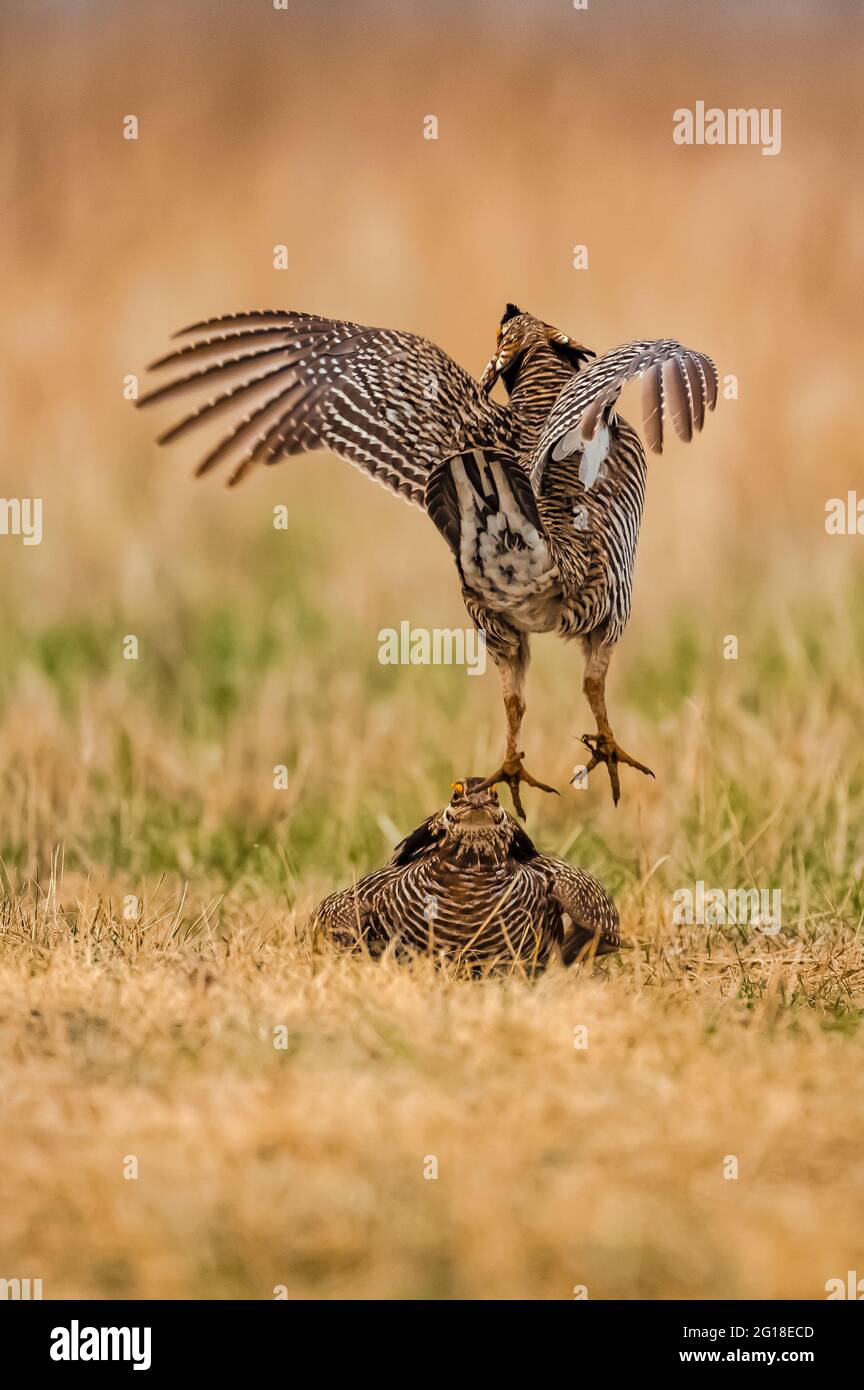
top-left (2, 0), bottom-right (862, 617)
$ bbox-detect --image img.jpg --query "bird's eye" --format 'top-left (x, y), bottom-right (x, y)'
top-left (451, 781), bottom-right (464, 801)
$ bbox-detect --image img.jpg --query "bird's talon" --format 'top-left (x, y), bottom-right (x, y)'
top-left (480, 756), bottom-right (558, 819)
top-left (580, 732), bottom-right (654, 804)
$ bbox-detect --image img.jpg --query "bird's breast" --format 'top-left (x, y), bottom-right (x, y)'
top-left (377, 857), bottom-right (556, 968)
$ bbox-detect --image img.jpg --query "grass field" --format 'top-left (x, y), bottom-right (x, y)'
top-left (1, 0), bottom-right (863, 1300)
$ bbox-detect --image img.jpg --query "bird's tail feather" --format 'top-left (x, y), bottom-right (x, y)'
top-left (426, 448), bottom-right (558, 603)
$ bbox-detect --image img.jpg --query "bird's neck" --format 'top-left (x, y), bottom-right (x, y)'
top-left (507, 345), bottom-right (576, 454)
top-left (444, 829), bottom-right (511, 866)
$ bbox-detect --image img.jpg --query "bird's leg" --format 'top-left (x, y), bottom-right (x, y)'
top-left (480, 639), bottom-right (558, 819)
top-left (580, 638), bottom-right (654, 806)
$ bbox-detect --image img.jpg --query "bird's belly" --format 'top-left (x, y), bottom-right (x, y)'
top-left (461, 553), bottom-right (562, 631)
top-left (497, 590), bottom-right (563, 634)
top-left (483, 576), bottom-right (611, 637)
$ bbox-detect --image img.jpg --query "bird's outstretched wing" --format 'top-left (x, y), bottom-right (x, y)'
top-left (545, 859), bottom-right (621, 963)
top-left (532, 339), bottom-right (718, 489)
top-left (137, 309), bottom-right (510, 504)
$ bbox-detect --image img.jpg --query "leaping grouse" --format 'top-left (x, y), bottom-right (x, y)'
top-left (310, 777), bottom-right (620, 975)
top-left (137, 303), bottom-right (717, 814)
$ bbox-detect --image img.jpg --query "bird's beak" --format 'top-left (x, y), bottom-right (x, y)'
top-left (480, 342), bottom-right (520, 396)
top-left (480, 352), bottom-right (504, 395)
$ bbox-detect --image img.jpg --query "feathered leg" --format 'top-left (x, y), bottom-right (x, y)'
top-left (480, 634), bottom-right (558, 820)
top-left (580, 635), bottom-right (655, 806)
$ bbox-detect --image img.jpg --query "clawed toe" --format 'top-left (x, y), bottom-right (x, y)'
top-left (580, 733), bottom-right (655, 806)
top-left (479, 754), bottom-right (559, 820)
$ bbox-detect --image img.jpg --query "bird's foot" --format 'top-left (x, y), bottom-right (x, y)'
top-left (479, 753), bottom-right (558, 820)
top-left (580, 733), bottom-right (654, 806)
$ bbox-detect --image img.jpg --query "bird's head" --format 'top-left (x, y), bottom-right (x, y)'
top-left (438, 777), bottom-right (540, 864)
top-left (443, 777), bottom-right (507, 831)
top-left (480, 303), bottom-right (595, 397)
top-left (390, 777), bottom-right (540, 868)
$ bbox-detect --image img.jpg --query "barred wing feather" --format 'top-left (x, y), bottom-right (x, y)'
top-left (532, 338), bottom-right (718, 488)
top-left (549, 860), bottom-right (621, 963)
top-left (137, 310), bottom-right (509, 504)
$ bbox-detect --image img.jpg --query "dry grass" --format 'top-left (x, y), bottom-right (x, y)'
top-left (1, 0), bottom-right (863, 1299)
top-left (1, 877), bottom-right (862, 1300)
